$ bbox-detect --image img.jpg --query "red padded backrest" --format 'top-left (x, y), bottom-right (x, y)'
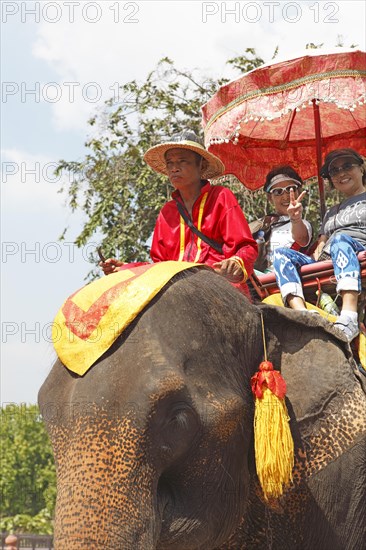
top-left (253, 251), bottom-right (366, 302)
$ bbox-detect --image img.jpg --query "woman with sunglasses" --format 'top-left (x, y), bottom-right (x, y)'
top-left (252, 165), bottom-right (312, 272)
top-left (272, 148), bottom-right (366, 342)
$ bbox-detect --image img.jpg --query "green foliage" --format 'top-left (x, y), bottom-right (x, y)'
top-left (0, 509), bottom-right (53, 535)
top-left (306, 42), bottom-right (324, 49)
top-left (226, 47), bottom-right (264, 72)
top-left (0, 404), bottom-right (56, 534)
top-left (303, 177), bottom-right (342, 237)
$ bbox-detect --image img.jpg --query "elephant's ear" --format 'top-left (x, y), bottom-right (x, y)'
top-left (257, 304), bottom-right (359, 420)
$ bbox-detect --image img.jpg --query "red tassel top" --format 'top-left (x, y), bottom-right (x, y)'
top-left (251, 361), bottom-right (287, 399)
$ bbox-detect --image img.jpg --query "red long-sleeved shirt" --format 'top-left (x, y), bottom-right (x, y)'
top-left (150, 182), bottom-right (258, 293)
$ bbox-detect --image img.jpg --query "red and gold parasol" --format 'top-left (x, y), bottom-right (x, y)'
top-left (202, 49), bottom-right (366, 217)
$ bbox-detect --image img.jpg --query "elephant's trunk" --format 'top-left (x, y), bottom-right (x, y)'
top-left (50, 409), bottom-right (161, 550)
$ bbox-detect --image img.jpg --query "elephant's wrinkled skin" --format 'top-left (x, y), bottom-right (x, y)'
top-left (39, 269), bottom-right (366, 549)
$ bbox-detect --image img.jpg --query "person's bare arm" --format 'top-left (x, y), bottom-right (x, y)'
top-left (312, 235), bottom-right (328, 260)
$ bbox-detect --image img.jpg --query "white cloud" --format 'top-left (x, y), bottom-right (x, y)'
top-left (1, 148), bottom-right (67, 206)
top-left (29, 1), bottom-right (365, 132)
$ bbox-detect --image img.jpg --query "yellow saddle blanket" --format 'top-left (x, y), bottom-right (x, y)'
top-left (52, 261), bottom-right (201, 375)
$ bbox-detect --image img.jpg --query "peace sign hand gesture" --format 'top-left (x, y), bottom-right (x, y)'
top-left (287, 188), bottom-right (306, 223)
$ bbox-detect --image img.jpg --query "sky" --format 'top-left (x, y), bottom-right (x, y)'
top-left (1, 0), bottom-right (365, 405)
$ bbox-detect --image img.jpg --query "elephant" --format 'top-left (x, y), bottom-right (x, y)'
top-left (39, 267), bottom-right (366, 550)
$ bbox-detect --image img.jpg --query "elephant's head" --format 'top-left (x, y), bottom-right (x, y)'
top-left (39, 268), bottom-right (366, 549)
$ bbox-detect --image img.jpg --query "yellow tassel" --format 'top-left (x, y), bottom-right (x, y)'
top-left (252, 316), bottom-right (295, 501)
top-left (253, 386), bottom-right (294, 500)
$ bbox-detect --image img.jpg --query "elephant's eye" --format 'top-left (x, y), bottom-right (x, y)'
top-left (166, 403), bottom-right (197, 431)
top-left (156, 404), bottom-right (200, 465)
top-left (170, 410), bottom-right (189, 429)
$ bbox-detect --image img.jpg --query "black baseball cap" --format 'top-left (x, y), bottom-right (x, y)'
top-left (320, 148), bottom-right (364, 179)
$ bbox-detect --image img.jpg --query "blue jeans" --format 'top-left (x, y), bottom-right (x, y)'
top-left (272, 234), bottom-right (365, 303)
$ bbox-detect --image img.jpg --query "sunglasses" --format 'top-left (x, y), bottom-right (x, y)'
top-left (269, 184), bottom-right (300, 196)
top-left (328, 162), bottom-right (360, 178)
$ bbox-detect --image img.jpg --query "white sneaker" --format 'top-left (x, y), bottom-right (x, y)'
top-left (334, 315), bottom-right (359, 342)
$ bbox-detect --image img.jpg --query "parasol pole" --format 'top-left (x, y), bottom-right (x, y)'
top-left (312, 99), bottom-right (326, 219)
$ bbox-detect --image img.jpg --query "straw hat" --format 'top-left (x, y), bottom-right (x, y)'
top-left (144, 131), bottom-right (225, 179)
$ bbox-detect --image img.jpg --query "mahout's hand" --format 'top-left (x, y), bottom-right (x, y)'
top-left (212, 258), bottom-right (244, 283)
top-left (99, 258), bottom-right (124, 275)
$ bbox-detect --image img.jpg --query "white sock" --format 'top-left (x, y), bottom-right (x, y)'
top-left (340, 310), bottom-right (358, 322)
